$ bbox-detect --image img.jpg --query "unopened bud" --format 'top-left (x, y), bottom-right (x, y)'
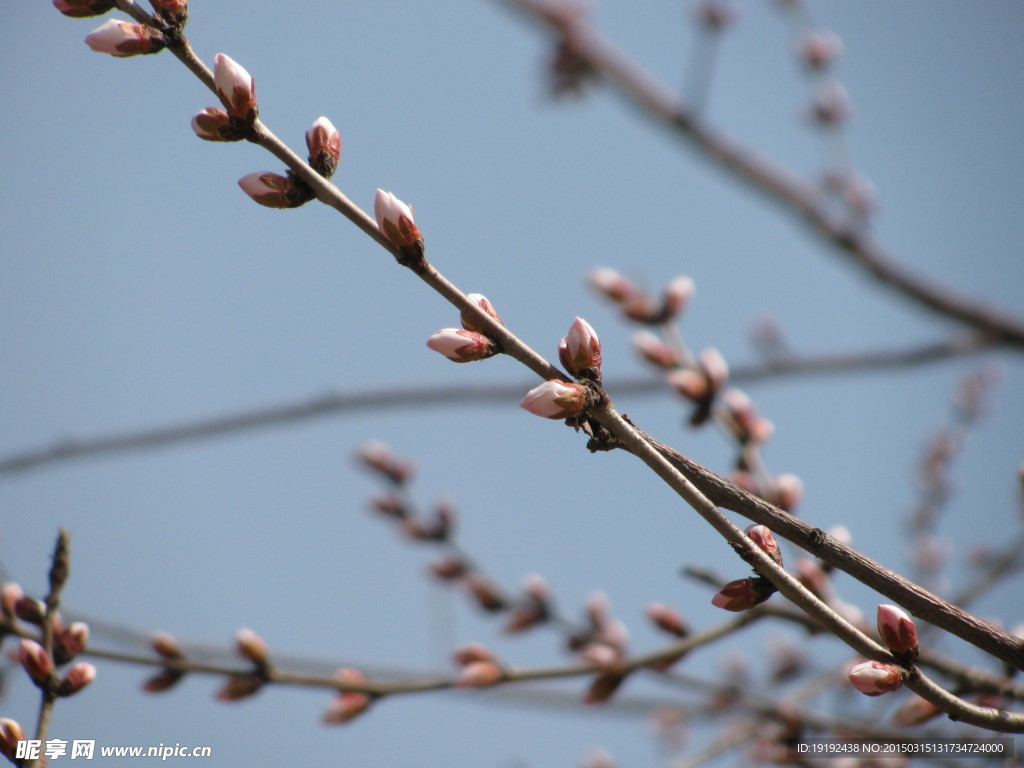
top-left (374, 189), bottom-right (423, 254)
top-left (57, 662), bottom-right (97, 697)
top-left (455, 660), bottom-right (503, 688)
top-left (238, 171), bottom-right (308, 209)
top-left (519, 379), bottom-right (588, 419)
top-left (663, 276), bottom-right (696, 318)
top-left (151, 631), bottom-right (184, 659)
top-left (15, 595), bottom-right (46, 624)
top-left (559, 317), bottom-right (602, 378)
top-left (771, 474), bottom-right (804, 512)
top-left (891, 695), bottom-right (942, 727)
top-left (428, 556), bottom-right (467, 581)
top-left (150, 0), bottom-right (188, 24)
top-left (465, 574), bottom-right (506, 612)
top-left (588, 268), bottom-right (637, 303)
top-left (0, 582), bottom-right (22, 620)
top-left (695, 0), bottom-right (737, 30)
top-left (745, 524), bottom-right (783, 567)
top-left (646, 603), bottom-right (689, 637)
top-left (356, 441), bottom-right (414, 485)
top-left (799, 30), bottom-right (843, 70)
top-left (85, 19), bottom-right (164, 57)
top-left (216, 674), bottom-right (264, 701)
top-left (711, 578), bottom-right (774, 611)
top-left (460, 293), bottom-right (503, 332)
top-left (697, 347), bottom-right (728, 392)
top-left (0, 719), bottom-right (25, 764)
top-left (633, 331), bottom-right (680, 369)
top-left (306, 116), bottom-right (341, 177)
top-left (453, 642), bottom-right (496, 666)
top-left (19, 639), bottom-right (54, 687)
top-left (876, 604), bottom-right (919, 660)
top-left (235, 628), bottom-right (269, 665)
top-left (848, 660), bottom-right (905, 696)
top-left (426, 328), bottom-right (498, 363)
top-left (55, 621), bottom-right (90, 664)
top-left (323, 668), bottom-right (372, 724)
top-left (583, 669), bottom-right (626, 705)
top-left (143, 669), bottom-right (185, 693)
top-left (191, 107), bottom-right (235, 142)
top-left (214, 53), bottom-right (257, 121)
top-left (810, 82), bottom-right (851, 126)
top-left (53, 0), bottom-right (115, 18)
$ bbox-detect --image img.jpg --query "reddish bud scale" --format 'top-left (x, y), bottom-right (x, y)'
top-left (150, 0), bottom-right (188, 25)
top-left (745, 524), bottom-right (783, 567)
top-left (711, 577), bottom-right (775, 612)
top-left (191, 107), bottom-right (243, 143)
top-left (588, 268), bottom-right (638, 303)
top-left (57, 662), bottom-right (97, 697)
top-left (0, 582), bottom-right (23, 620)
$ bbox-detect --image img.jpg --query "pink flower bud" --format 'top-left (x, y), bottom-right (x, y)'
top-left (465, 574), bottom-right (506, 612)
top-left (891, 696), bottom-right (942, 727)
top-left (745, 524), bottom-right (783, 567)
top-left (214, 53), bottom-right (257, 121)
top-left (848, 660), bottom-right (906, 697)
top-left (722, 388), bottom-right (773, 444)
top-left (876, 604), bottom-right (919, 659)
top-left (588, 268), bottom-right (637, 303)
top-left (453, 642), bottom-right (496, 666)
top-left (143, 669), bottom-right (184, 693)
top-left (519, 379), bottom-right (588, 419)
top-left (306, 116), bottom-right (341, 177)
top-left (356, 441), bottom-right (414, 485)
top-left (460, 293), bottom-right (503, 332)
top-left (633, 331), bottom-right (680, 368)
top-left (55, 620), bottom-right (90, 664)
top-left (711, 578), bottom-right (773, 611)
top-left (428, 556), bottom-right (467, 581)
top-left (0, 719), bottom-right (25, 764)
top-left (191, 107), bottom-right (233, 142)
top-left (586, 591), bottom-right (611, 630)
top-left (663, 276), bottom-right (696, 318)
top-left (666, 369), bottom-right (708, 400)
top-left (426, 328), bottom-right (497, 363)
top-left (559, 317), bottom-right (602, 377)
top-left (0, 582), bottom-right (22, 620)
top-left (323, 670), bottom-right (372, 724)
top-left (235, 628), bottom-right (269, 664)
top-left (53, 0), bottom-right (114, 18)
top-left (583, 669), bottom-right (626, 705)
top-left (772, 473), bottom-right (804, 512)
top-left (19, 639), bottom-right (54, 686)
top-left (799, 30), bottom-right (843, 70)
top-left (579, 643), bottom-right (619, 670)
top-left (216, 674), bottom-right (264, 701)
top-left (455, 660), bottom-right (503, 688)
top-left (374, 189), bottom-right (422, 250)
top-left (151, 631), bottom-right (184, 659)
top-left (238, 172), bottom-right (298, 209)
top-left (14, 595), bottom-right (46, 624)
top-left (85, 19), bottom-right (163, 57)
top-left (646, 603), bottom-right (689, 637)
top-left (810, 82), bottom-right (851, 126)
top-left (522, 574), bottom-right (550, 604)
top-left (697, 347), bottom-right (728, 392)
top-left (57, 662), bottom-right (96, 697)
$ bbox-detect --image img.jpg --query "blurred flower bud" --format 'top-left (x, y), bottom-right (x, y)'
top-left (666, 369), bottom-right (707, 401)
top-left (722, 388), bottom-right (774, 443)
top-left (356, 441), bottom-right (414, 485)
top-left (235, 628), bottom-right (269, 665)
top-left (85, 19), bottom-right (164, 57)
top-left (588, 268), bottom-right (638, 303)
top-left (460, 293), bottom-right (503, 332)
top-left (646, 603), bottom-right (689, 637)
top-left (523, 573), bottom-right (551, 604)
top-left (143, 668), bottom-right (184, 693)
top-left (622, 295), bottom-right (660, 324)
top-left (428, 556), bottom-right (467, 581)
top-left (214, 53), bottom-right (257, 121)
top-left (586, 591), bottom-right (611, 630)
top-left (14, 595), bottom-right (46, 625)
top-left (53, 0), bottom-right (115, 18)
top-left (57, 662), bottom-right (97, 697)
top-left (151, 631), bottom-right (184, 659)
top-left (324, 668), bottom-right (372, 724)
top-left (663, 276), bottom-right (696, 318)
top-left (370, 493), bottom-right (407, 520)
top-left (455, 660), bottom-right (503, 688)
top-left (698, 347), bottom-right (728, 392)
top-left (0, 582), bottom-right (22, 621)
top-left (794, 558), bottom-right (830, 600)
top-left (771, 474), bottom-right (804, 512)
top-left (216, 673), bottom-right (264, 701)
top-left (559, 317), bottom-right (602, 378)
top-left (745, 524), bottom-right (783, 567)
top-left (453, 642), bottom-right (496, 666)
top-left (891, 695), bottom-right (942, 727)
top-left (465, 574), bottom-right (506, 612)
top-left (848, 660), bottom-right (905, 696)
top-left (583, 669), bottom-right (626, 705)
top-left (809, 82), bottom-right (851, 126)
top-left (711, 578), bottom-right (773, 611)
top-left (374, 189), bottom-right (423, 254)
top-left (877, 604), bottom-right (919, 661)
top-left (633, 331), bottom-right (680, 368)
top-left (55, 621), bottom-right (90, 664)
top-left (306, 116), bottom-right (341, 177)
top-left (799, 30), bottom-right (843, 70)
top-left (0, 719), bottom-right (25, 764)
top-left (504, 576), bottom-right (550, 634)
top-left (19, 639), bottom-right (54, 687)
top-left (426, 328), bottom-right (498, 363)
top-left (519, 379), bottom-right (588, 419)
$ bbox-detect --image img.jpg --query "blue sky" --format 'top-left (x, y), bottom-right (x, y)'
top-left (2, 1), bottom-right (1022, 766)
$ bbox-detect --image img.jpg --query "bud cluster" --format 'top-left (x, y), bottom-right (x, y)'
top-left (216, 628), bottom-right (272, 701)
top-left (520, 317), bottom-right (603, 421)
top-left (588, 269), bottom-right (694, 326)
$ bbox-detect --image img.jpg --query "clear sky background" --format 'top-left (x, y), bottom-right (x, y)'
top-left (1, 1), bottom-right (1022, 766)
